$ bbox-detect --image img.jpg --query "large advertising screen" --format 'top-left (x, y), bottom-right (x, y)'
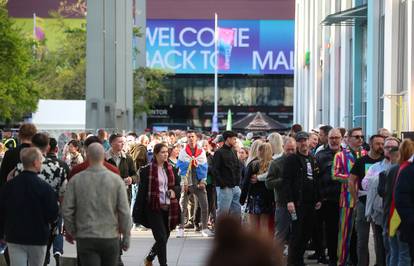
top-left (146, 20), bottom-right (294, 75)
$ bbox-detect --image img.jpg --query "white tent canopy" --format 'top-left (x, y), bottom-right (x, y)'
top-left (30, 100), bottom-right (86, 130)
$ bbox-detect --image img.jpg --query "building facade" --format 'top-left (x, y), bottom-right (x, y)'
top-left (295, 0), bottom-right (414, 136)
top-left (145, 0), bottom-right (295, 131)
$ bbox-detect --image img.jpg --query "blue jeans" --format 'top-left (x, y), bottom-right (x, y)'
top-left (216, 186), bottom-right (241, 219)
top-left (385, 233), bottom-right (411, 266)
top-left (53, 215), bottom-right (63, 254)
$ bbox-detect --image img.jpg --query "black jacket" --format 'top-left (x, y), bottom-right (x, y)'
top-left (265, 154), bottom-right (287, 203)
top-left (0, 171), bottom-right (58, 245)
top-left (315, 147), bottom-right (341, 202)
top-left (0, 143), bottom-right (31, 187)
top-left (212, 144), bottom-right (241, 188)
top-left (279, 152), bottom-right (321, 205)
top-left (378, 164), bottom-right (399, 230)
top-left (395, 162), bottom-right (414, 244)
top-left (132, 163), bottom-right (181, 228)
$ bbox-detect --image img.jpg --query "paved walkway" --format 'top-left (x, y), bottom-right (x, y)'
top-left (1, 228), bottom-right (375, 266)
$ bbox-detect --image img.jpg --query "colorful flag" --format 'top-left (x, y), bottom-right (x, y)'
top-left (33, 14), bottom-right (45, 40)
top-left (217, 27), bottom-right (235, 70)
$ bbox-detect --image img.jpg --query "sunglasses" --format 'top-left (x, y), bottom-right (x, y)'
top-left (351, 135), bottom-right (364, 139)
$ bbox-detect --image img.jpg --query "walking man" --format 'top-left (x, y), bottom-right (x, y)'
top-left (0, 147), bottom-right (59, 266)
top-left (212, 131), bottom-right (242, 219)
top-left (62, 143), bottom-right (131, 266)
top-left (177, 130), bottom-right (213, 237)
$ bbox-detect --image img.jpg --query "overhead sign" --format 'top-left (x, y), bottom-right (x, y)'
top-left (145, 20), bottom-right (294, 74)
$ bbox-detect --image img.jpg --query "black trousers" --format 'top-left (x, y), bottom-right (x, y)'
top-left (288, 204), bottom-right (316, 266)
top-left (147, 208), bottom-right (170, 266)
top-left (76, 238), bottom-right (119, 266)
top-left (321, 200), bottom-right (340, 263)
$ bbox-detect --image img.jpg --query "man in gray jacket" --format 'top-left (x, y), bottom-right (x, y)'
top-left (62, 143), bottom-right (131, 266)
top-left (265, 137), bottom-right (296, 245)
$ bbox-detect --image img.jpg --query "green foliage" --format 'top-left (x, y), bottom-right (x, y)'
top-left (0, 2), bottom-right (39, 122)
top-left (133, 67), bottom-right (168, 114)
top-left (30, 19), bottom-right (86, 99)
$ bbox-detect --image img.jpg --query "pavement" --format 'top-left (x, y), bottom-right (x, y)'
top-left (0, 228), bottom-right (375, 266)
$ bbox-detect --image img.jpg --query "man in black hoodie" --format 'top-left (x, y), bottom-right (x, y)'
top-left (280, 131), bottom-right (321, 266)
top-left (0, 147), bottom-right (58, 265)
top-left (212, 131), bottom-right (241, 219)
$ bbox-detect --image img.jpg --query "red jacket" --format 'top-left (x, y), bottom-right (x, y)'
top-left (68, 161), bottom-right (120, 180)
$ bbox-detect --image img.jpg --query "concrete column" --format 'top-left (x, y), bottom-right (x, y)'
top-left (339, 0), bottom-right (353, 128)
top-left (408, 0), bottom-right (414, 130)
top-left (86, 0), bottom-right (134, 132)
top-left (366, 0), bottom-right (380, 135)
top-left (383, 0), bottom-right (400, 132)
top-left (134, 0), bottom-right (147, 132)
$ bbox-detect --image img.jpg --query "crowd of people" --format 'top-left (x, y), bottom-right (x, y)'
top-left (0, 123), bottom-right (414, 266)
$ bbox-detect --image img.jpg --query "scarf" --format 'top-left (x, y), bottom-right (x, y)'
top-left (148, 160), bottom-right (180, 230)
top-left (388, 160), bottom-right (410, 236)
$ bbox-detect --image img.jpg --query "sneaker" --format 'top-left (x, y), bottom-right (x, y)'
top-left (53, 253), bottom-right (62, 266)
top-left (283, 245), bottom-right (289, 256)
top-left (184, 222), bottom-right (194, 229)
top-left (201, 229), bottom-right (214, 237)
top-left (176, 228), bottom-right (184, 238)
top-left (307, 252), bottom-right (319, 260)
top-left (195, 224), bottom-right (201, 232)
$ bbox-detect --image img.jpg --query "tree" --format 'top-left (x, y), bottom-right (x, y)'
top-left (30, 22), bottom-right (86, 100)
top-left (0, 1), bottom-right (39, 122)
top-left (133, 67), bottom-right (168, 115)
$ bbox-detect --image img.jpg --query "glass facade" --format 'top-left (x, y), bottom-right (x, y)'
top-left (149, 75), bottom-right (294, 131)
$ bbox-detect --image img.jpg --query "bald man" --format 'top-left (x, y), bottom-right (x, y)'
top-left (62, 143), bottom-right (131, 266)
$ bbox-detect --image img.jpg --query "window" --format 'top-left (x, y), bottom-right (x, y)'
top-left (160, 75), bottom-right (294, 107)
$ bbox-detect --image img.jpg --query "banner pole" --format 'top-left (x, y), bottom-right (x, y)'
top-left (212, 12), bottom-right (219, 132)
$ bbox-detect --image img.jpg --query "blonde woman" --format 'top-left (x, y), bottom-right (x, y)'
top-left (240, 142), bottom-right (275, 235)
top-left (267, 132), bottom-right (284, 159)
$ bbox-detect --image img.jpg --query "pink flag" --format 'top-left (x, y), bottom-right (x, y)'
top-left (217, 27), bottom-right (235, 70)
top-left (35, 26), bottom-right (45, 40)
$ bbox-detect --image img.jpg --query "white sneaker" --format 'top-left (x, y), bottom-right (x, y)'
top-left (201, 229), bottom-right (214, 237)
top-left (176, 228), bottom-right (184, 238)
top-left (283, 245), bottom-right (288, 256)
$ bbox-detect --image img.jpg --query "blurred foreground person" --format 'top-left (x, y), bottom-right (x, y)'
top-left (62, 143), bottom-right (131, 266)
top-left (133, 143), bottom-right (181, 266)
top-left (0, 148), bottom-right (58, 266)
top-left (206, 215), bottom-right (282, 266)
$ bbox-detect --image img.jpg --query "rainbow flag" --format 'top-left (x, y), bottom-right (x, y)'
top-left (217, 27), bottom-right (235, 70)
top-left (33, 14), bottom-right (45, 40)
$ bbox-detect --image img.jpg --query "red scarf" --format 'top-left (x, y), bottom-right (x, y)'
top-left (148, 160), bottom-right (180, 230)
top-left (185, 144), bottom-right (202, 168)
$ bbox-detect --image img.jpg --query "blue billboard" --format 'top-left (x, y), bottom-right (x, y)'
top-left (146, 20), bottom-right (294, 74)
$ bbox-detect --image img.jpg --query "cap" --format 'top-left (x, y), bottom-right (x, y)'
top-left (246, 132), bottom-right (254, 140)
top-left (295, 131), bottom-right (309, 141)
top-left (213, 135), bottom-right (224, 143)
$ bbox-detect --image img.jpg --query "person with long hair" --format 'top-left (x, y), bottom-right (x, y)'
top-left (392, 139), bottom-right (414, 263)
top-left (133, 143), bottom-right (181, 266)
top-left (267, 132), bottom-right (283, 159)
top-left (240, 142), bottom-right (275, 235)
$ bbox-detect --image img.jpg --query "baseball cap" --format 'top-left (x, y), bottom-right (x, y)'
top-left (295, 131), bottom-right (309, 141)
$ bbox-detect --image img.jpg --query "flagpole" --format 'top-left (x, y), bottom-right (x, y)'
top-left (33, 13), bottom-right (36, 39)
top-left (212, 12), bottom-right (219, 132)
